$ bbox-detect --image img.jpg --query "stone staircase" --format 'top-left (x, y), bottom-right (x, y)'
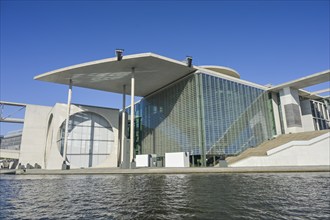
top-left (226, 130), bottom-right (330, 165)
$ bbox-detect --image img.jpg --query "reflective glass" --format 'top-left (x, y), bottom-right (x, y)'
top-left (133, 73), bottom-right (274, 161)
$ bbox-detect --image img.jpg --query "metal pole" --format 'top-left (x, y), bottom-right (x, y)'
top-left (121, 85), bottom-right (126, 166)
top-left (63, 79), bottom-right (72, 165)
top-left (130, 68), bottom-right (135, 167)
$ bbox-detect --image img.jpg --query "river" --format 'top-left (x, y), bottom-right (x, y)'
top-left (0, 172), bottom-right (329, 219)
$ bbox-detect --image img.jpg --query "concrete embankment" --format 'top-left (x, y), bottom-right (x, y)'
top-left (7, 166), bottom-right (330, 175)
top-left (0, 169), bottom-right (16, 175)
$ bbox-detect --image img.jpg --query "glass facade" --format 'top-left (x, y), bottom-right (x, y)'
top-left (58, 112), bottom-right (114, 168)
top-left (0, 131), bottom-right (22, 151)
top-left (131, 72), bottom-right (275, 165)
top-left (200, 74), bottom-right (274, 156)
top-left (310, 101), bottom-right (330, 130)
top-left (134, 74), bottom-right (200, 157)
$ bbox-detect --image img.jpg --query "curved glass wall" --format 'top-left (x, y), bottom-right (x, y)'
top-left (58, 112), bottom-right (114, 168)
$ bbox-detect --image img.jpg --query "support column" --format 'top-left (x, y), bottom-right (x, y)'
top-left (279, 87), bottom-right (303, 134)
top-left (62, 79), bottom-right (72, 169)
top-left (130, 68), bottom-right (135, 168)
top-left (121, 85), bottom-right (126, 166)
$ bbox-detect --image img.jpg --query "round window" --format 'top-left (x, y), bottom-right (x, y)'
top-left (58, 112), bottom-right (114, 168)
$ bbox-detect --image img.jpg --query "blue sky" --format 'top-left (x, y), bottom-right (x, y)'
top-left (1, 0), bottom-right (329, 134)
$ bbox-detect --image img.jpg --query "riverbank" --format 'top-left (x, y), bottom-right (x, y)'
top-left (2, 165), bottom-right (327, 175)
top-left (0, 169), bottom-right (16, 175)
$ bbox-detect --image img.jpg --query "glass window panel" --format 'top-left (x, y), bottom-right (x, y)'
top-left (59, 112), bottom-right (113, 168)
top-left (128, 72), bottom-right (275, 163)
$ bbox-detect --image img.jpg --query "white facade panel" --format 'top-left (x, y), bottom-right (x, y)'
top-left (302, 115), bottom-right (315, 132)
top-left (18, 105), bottom-right (52, 168)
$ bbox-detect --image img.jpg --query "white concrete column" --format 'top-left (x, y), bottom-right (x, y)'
top-left (63, 79), bottom-right (72, 164)
top-left (121, 85), bottom-right (126, 165)
top-left (279, 87), bottom-right (303, 134)
top-left (270, 92), bottom-right (282, 135)
top-left (300, 99), bottom-right (314, 132)
top-left (130, 68), bottom-right (135, 166)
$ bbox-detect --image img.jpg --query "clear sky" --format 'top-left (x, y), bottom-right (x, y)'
top-left (0, 0), bottom-right (329, 135)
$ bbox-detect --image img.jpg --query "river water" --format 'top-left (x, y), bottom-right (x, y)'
top-left (0, 172), bottom-right (329, 219)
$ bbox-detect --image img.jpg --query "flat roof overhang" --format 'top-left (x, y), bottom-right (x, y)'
top-left (268, 69), bottom-right (330, 92)
top-left (298, 89), bottom-right (323, 100)
top-left (34, 53), bottom-right (197, 97)
top-left (267, 69), bottom-right (330, 100)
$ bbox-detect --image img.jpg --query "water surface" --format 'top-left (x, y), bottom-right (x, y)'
top-left (0, 173), bottom-right (329, 219)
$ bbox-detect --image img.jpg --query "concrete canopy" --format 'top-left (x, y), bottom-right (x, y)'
top-left (199, 65), bottom-right (240, 79)
top-left (269, 69), bottom-right (330, 91)
top-left (34, 53), bottom-right (197, 97)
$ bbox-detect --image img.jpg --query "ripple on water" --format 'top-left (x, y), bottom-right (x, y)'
top-left (0, 173), bottom-right (329, 219)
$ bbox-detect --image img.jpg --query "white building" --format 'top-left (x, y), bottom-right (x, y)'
top-left (1, 52), bottom-right (329, 169)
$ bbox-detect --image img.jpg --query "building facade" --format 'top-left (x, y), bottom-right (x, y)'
top-left (132, 71), bottom-right (276, 166)
top-left (0, 103), bottom-right (119, 169)
top-left (0, 130), bottom-right (22, 151)
top-left (1, 52), bottom-right (329, 169)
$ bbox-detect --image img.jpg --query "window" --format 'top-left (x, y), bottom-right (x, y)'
top-left (58, 112), bottom-right (114, 168)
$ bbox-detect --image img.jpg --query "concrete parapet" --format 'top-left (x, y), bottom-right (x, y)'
top-left (11, 166), bottom-right (330, 175)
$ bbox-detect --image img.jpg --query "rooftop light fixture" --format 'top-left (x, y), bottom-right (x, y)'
top-left (116, 49), bottom-right (124, 61)
top-left (186, 56), bottom-right (192, 67)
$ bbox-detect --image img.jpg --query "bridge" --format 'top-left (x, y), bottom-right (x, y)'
top-left (0, 149), bottom-right (20, 159)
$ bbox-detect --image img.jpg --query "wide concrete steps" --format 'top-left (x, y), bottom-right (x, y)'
top-left (226, 130), bottom-right (330, 165)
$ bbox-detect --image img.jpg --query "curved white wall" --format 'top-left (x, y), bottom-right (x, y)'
top-left (19, 105), bottom-right (52, 167)
top-left (45, 103), bottom-right (119, 169)
top-left (18, 103), bottom-right (119, 170)
top-left (230, 132), bottom-right (330, 167)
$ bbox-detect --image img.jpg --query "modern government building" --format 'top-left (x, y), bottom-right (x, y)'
top-left (1, 52), bottom-right (329, 169)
